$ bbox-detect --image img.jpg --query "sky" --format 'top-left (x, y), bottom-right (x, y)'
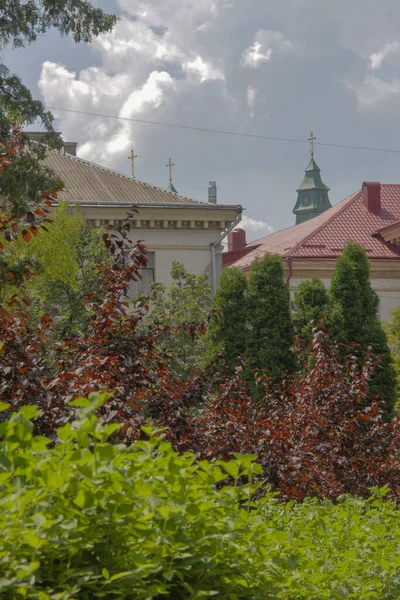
top-left (4, 0), bottom-right (400, 240)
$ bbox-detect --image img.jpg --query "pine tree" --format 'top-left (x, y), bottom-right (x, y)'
top-left (246, 254), bottom-right (295, 381)
top-left (292, 278), bottom-right (329, 347)
top-left (329, 242), bottom-right (396, 415)
top-left (206, 267), bottom-right (248, 371)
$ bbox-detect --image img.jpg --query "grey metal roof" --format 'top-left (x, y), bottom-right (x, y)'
top-left (44, 150), bottom-right (212, 206)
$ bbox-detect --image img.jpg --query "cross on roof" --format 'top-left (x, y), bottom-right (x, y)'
top-left (308, 132), bottom-right (317, 159)
top-left (128, 149), bottom-right (138, 179)
top-left (166, 157), bottom-right (175, 186)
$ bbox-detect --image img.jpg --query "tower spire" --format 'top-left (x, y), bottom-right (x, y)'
top-left (128, 149), bottom-right (138, 179)
top-left (293, 136), bottom-right (332, 225)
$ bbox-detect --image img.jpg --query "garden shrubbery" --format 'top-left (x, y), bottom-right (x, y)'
top-left (2, 128), bottom-right (400, 598)
top-left (0, 133), bottom-right (399, 503)
top-left (1, 396), bottom-right (400, 600)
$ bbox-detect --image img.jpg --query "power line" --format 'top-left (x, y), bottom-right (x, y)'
top-left (48, 106), bottom-right (400, 156)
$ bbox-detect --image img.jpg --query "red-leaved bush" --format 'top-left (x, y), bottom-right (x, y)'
top-left (1, 130), bottom-right (399, 502)
top-left (164, 331), bottom-right (400, 502)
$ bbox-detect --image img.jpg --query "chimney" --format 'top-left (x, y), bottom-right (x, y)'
top-left (362, 181), bottom-right (381, 213)
top-left (228, 228), bottom-right (247, 252)
top-left (208, 181), bottom-right (217, 204)
top-left (25, 131), bottom-right (77, 156)
top-left (64, 141), bottom-right (77, 156)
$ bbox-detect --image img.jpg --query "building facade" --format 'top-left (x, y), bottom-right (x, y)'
top-left (226, 181), bottom-right (400, 322)
top-left (39, 142), bottom-right (241, 293)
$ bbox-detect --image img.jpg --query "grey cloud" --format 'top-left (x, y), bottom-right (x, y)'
top-left (5, 0), bottom-right (400, 233)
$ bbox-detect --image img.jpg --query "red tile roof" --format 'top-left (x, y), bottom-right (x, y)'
top-left (233, 184), bottom-right (400, 270)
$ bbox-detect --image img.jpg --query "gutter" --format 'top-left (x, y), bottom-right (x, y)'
top-left (71, 201), bottom-right (242, 210)
top-left (286, 257), bottom-right (293, 287)
top-left (211, 210), bottom-right (243, 295)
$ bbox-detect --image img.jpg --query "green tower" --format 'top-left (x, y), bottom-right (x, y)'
top-left (293, 133), bottom-right (331, 225)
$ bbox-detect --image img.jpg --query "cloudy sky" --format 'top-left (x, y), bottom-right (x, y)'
top-left (4, 0), bottom-right (400, 239)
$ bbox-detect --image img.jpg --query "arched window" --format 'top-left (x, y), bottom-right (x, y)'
top-left (303, 195), bottom-right (310, 206)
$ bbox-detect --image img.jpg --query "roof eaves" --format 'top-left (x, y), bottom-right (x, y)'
top-left (76, 201), bottom-right (243, 211)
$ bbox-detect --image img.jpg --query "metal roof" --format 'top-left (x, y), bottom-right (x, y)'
top-left (43, 149), bottom-right (222, 207)
top-left (296, 158), bottom-right (330, 192)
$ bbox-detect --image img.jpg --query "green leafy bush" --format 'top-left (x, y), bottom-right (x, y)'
top-left (1, 395), bottom-right (400, 600)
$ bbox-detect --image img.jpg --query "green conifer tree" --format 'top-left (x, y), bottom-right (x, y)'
top-left (292, 277), bottom-right (329, 347)
top-left (206, 267), bottom-right (248, 371)
top-left (329, 242), bottom-right (396, 414)
top-left (246, 254), bottom-right (295, 381)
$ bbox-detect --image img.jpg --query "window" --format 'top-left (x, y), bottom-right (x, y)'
top-left (320, 193), bottom-right (325, 204)
top-left (129, 252), bottom-right (155, 296)
top-left (303, 195), bottom-right (310, 206)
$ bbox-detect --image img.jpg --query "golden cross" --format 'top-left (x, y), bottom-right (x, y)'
top-left (166, 157), bottom-right (175, 186)
top-left (308, 132), bottom-right (317, 159)
top-left (128, 149), bottom-right (138, 178)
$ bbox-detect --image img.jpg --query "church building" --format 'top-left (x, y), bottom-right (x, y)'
top-left (224, 135), bottom-right (400, 321)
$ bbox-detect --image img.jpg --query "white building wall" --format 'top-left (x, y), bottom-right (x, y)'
top-left (371, 277), bottom-right (400, 322)
top-left (127, 227), bottom-right (222, 286)
top-left (288, 274), bottom-right (400, 323)
top-left (76, 204), bottom-right (239, 290)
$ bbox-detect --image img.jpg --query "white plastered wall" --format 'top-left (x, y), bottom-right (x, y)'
top-left (287, 264), bottom-right (400, 323)
top-left (127, 228), bottom-right (223, 285)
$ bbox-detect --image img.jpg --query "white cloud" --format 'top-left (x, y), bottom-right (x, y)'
top-left (243, 30), bottom-right (297, 69)
top-left (243, 42), bottom-right (273, 68)
top-left (348, 74), bottom-right (400, 106)
top-left (370, 41), bottom-right (400, 70)
top-left (237, 216), bottom-right (274, 242)
top-left (32, 0), bottom-right (400, 235)
top-left (185, 56), bottom-right (224, 82)
top-left (246, 86), bottom-right (257, 117)
top-left (120, 71), bottom-right (174, 118)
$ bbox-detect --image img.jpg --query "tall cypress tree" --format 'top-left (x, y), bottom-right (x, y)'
top-left (206, 267), bottom-right (248, 371)
top-left (292, 277), bottom-right (329, 347)
top-left (329, 242), bottom-right (396, 415)
top-left (246, 254), bottom-right (295, 381)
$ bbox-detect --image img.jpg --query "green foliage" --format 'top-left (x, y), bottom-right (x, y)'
top-left (1, 397), bottom-right (400, 600)
top-left (329, 243), bottom-right (378, 343)
top-left (206, 267), bottom-right (248, 371)
top-left (0, 129), bottom-right (64, 215)
top-left (145, 261), bottom-right (212, 379)
top-left (1, 1), bottom-right (117, 48)
top-left (329, 242), bottom-right (396, 415)
top-left (386, 306), bottom-right (400, 387)
top-left (246, 254), bottom-right (295, 381)
top-left (3, 203), bottom-right (108, 337)
top-left (0, 1), bottom-right (116, 211)
top-left (292, 277), bottom-right (329, 348)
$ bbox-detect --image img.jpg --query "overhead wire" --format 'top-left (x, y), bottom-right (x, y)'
top-left (47, 104), bottom-right (400, 297)
top-left (47, 106), bottom-right (400, 155)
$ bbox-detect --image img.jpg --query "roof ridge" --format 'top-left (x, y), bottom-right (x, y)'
top-left (286, 189), bottom-right (362, 257)
top-left (49, 148), bottom-right (208, 205)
